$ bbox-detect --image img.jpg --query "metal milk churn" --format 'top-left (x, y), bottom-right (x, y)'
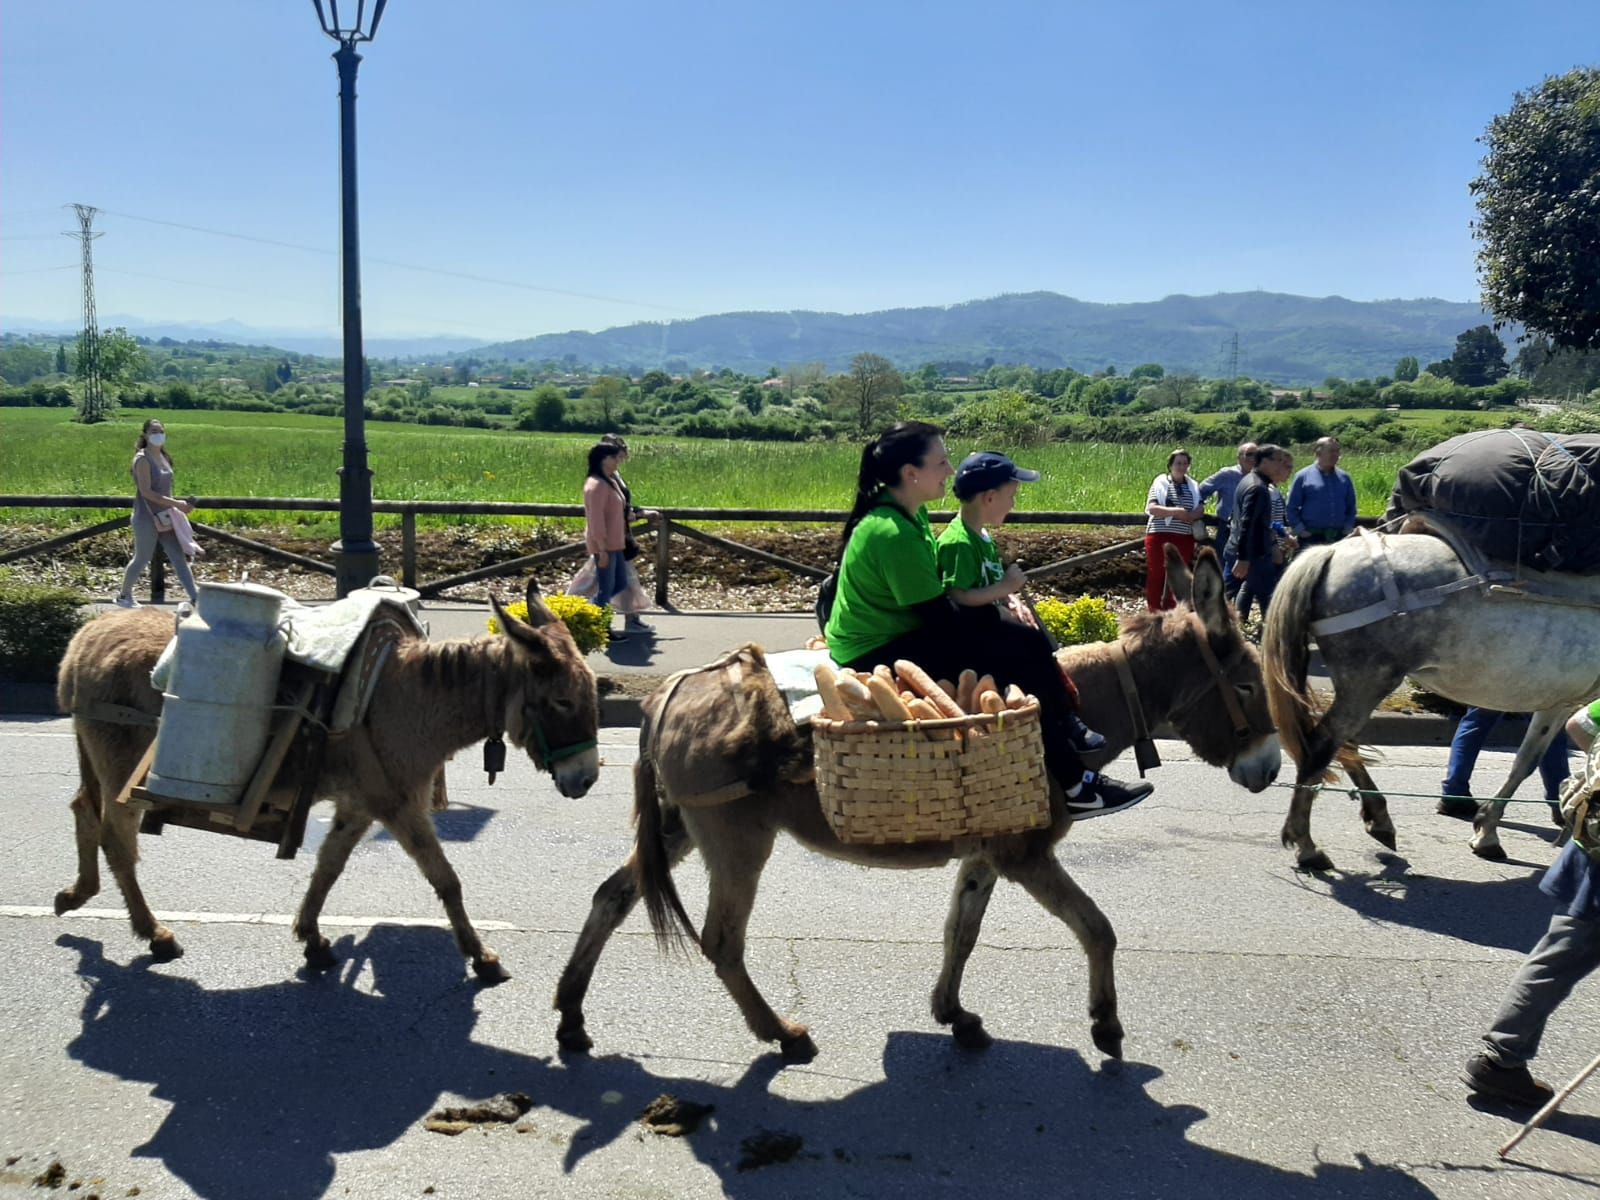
top-left (146, 581), bottom-right (288, 807)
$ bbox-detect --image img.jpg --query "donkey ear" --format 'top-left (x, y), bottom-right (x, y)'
top-left (1163, 543), bottom-right (1194, 605)
top-left (1189, 547), bottom-right (1230, 637)
top-left (517, 578), bottom-right (560, 630)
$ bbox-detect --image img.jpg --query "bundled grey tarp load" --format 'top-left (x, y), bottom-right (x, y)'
top-left (1386, 429), bottom-right (1600, 572)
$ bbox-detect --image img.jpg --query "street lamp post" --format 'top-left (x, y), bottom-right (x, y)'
top-left (314, 0), bottom-right (386, 596)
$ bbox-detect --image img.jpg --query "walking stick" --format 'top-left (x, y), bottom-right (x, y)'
top-left (1497, 1048), bottom-right (1600, 1158)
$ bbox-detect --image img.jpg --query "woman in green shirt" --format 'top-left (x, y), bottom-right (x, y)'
top-left (823, 422), bottom-right (1153, 820)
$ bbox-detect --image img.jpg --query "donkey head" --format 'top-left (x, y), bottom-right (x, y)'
top-left (488, 579), bottom-right (601, 798)
top-left (1159, 545), bottom-right (1281, 792)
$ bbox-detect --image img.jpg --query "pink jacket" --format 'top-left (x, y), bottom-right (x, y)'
top-left (584, 475), bottom-right (626, 555)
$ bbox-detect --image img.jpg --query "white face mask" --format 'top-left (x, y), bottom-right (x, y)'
top-left (147, 433), bottom-right (166, 447)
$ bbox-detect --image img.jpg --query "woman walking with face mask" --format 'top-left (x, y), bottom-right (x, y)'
top-left (116, 418), bottom-right (199, 607)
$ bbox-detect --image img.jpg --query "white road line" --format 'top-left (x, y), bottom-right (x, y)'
top-left (0, 904), bottom-right (516, 931)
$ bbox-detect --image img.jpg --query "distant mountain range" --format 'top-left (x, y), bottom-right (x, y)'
top-left (475, 291), bottom-right (1500, 384)
top-left (3, 291), bottom-right (1504, 383)
top-left (0, 316), bottom-right (488, 360)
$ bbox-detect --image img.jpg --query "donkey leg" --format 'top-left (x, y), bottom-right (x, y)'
top-left (293, 801), bottom-right (374, 971)
top-left (693, 823), bottom-right (814, 1061)
top-left (1280, 782), bottom-right (1335, 872)
top-left (993, 845), bottom-right (1122, 1059)
top-left (380, 798), bottom-right (508, 984)
top-left (554, 810), bottom-right (693, 1053)
top-left (931, 856), bottom-right (999, 1050)
top-left (1343, 757), bottom-right (1397, 851)
top-left (98, 798), bottom-right (181, 961)
top-left (55, 782), bottom-right (103, 916)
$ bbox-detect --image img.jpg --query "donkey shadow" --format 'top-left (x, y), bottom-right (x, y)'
top-left (1300, 851), bottom-right (1555, 953)
top-left (59, 930), bottom-right (1453, 1200)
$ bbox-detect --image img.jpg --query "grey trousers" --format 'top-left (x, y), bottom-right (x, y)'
top-left (1482, 913), bottom-right (1600, 1066)
top-left (120, 519), bottom-right (198, 603)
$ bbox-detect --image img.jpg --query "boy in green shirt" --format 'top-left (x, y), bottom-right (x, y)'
top-left (937, 450), bottom-right (1034, 606)
top-left (939, 451), bottom-right (1105, 754)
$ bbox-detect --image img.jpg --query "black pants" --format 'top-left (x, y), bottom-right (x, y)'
top-left (840, 608), bottom-right (1086, 788)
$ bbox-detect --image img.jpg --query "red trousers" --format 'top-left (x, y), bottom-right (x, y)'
top-left (1144, 531), bottom-right (1196, 611)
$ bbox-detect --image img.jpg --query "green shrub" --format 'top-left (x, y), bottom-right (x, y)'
top-left (486, 594), bottom-right (612, 653)
top-left (1034, 595), bottom-right (1120, 646)
top-left (0, 571), bottom-right (89, 682)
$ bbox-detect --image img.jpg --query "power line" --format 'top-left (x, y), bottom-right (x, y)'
top-left (96, 207), bottom-right (694, 314)
top-left (0, 263), bottom-right (78, 275)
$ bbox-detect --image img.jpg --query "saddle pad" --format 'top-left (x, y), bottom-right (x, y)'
top-left (762, 647), bottom-right (836, 725)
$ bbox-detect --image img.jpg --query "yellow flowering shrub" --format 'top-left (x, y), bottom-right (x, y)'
top-left (1034, 595), bottom-right (1120, 646)
top-left (487, 594), bottom-right (612, 653)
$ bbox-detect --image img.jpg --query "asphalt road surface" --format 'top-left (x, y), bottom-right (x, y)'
top-left (1, 717), bottom-right (1596, 1199)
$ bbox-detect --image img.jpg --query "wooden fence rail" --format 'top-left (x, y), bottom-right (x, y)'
top-left (0, 495), bottom-right (1155, 606)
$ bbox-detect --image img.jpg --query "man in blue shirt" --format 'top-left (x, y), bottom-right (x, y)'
top-left (1285, 437), bottom-right (1358, 546)
top-left (1199, 440), bottom-right (1256, 597)
top-left (1463, 714), bottom-right (1600, 1108)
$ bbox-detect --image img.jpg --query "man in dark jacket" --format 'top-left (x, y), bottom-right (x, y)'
top-left (1226, 444), bottom-right (1295, 623)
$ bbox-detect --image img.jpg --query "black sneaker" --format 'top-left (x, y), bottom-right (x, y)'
top-left (1066, 773), bottom-right (1153, 821)
top-left (1462, 1052), bottom-right (1554, 1110)
top-left (1064, 711), bottom-right (1107, 754)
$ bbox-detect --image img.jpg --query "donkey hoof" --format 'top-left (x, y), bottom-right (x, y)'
top-left (952, 1016), bottom-right (993, 1051)
top-left (53, 889), bottom-right (84, 916)
top-left (303, 939), bottom-right (338, 972)
top-left (473, 954), bottom-right (512, 985)
top-left (1296, 850), bottom-right (1335, 873)
top-left (1367, 827), bottom-right (1398, 851)
top-left (779, 1032), bottom-right (818, 1063)
top-left (1091, 1021), bottom-right (1125, 1060)
top-left (149, 933), bottom-right (184, 963)
top-left (1472, 842), bottom-right (1509, 863)
top-left (555, 1022), bottom-right (593, 1055)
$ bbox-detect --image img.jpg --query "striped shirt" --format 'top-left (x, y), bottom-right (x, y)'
top-left (1146, 474), bottom-right (1200, 536)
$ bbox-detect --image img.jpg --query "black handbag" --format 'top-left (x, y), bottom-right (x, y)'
top-left (623, 531), bottom-right (640, 561)
top-left (814, 572), bottom-right (838, 633)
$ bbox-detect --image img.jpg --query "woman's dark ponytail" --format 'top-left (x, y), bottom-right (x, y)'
top-left (836, 421), bottom-right (943, 560)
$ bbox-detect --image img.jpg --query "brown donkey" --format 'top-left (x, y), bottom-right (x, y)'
top-left (555, 548), bottom-right (1280, 1062)
top-left (55, 582), bottom-right (600, 981)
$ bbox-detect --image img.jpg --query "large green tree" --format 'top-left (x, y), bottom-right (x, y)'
top-left (1394, 355), bottom-right (1419, 382)
top-left (1445, 325), bottom-right (1510, 387)
top-left (1472, 67), bottom-right (1600, 348)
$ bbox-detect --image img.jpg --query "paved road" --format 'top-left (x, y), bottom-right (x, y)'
top-left (1, 716), bottom-right (1595, 1199)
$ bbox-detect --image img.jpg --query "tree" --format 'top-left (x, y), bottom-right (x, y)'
top-left (1140, 373), bottom-right (1200, 409)
top-left (74, 327), bottom-right (147, 421)
top-left (1447, 325), bottom-right (1510, 388)
top-left (639, 369), bottom-right (672, 396)
top-left (1394, 356), bottom-right (1419, 382)
top-left (1129, 362), bottom-right (1165, 381)
top-left (833, 352), bottom-right (903, 437)
top-left (55, 343), bottom-right (68, 375)
top-left (738, 383), bottom-right (764, 416)
top-left (585, 376), bottom-right (629, 427)
top-left (1472, 67), bottom-right (1600, 348)
top-left (514, 384), bottom-right (566, 431)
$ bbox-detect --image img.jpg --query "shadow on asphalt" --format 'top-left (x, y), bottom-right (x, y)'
top-left (603, 628), bottom-right (661, 667)
top-left (60, 928), bottom-right (1446, 1200)
top-left (1307, 851), bottom-right (1554, 953)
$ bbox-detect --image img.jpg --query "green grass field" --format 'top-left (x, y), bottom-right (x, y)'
top-left (0, 406), bottom-right (1414, 530)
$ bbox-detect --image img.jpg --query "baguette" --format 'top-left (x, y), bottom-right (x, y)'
top-left (872, 664), bottom-right (896, 688)
top-left (905, 695), bottom-right (955, 739)
top-left (894, 659), bottom-right (966, 719)
top-left (973, 674), bottom-right (997, 700)
top-left (935, 678), bottom-right (958, 702)
top-left (813, 664), bottom-right (853, 722)
top-left (835, 673), bottom-right (880, 720)
top-left (866, 675), bottom-right (914, 721)
top-left (955, 669), bottom-right (978, 714)
top-left (978, 688), bottom-right (1006, 715)
top-left (1004, 683), bottom-right (1027, 710)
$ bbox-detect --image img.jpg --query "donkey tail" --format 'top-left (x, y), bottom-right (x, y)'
top-left (632, 718), bottom-right (698, 953)
top-left (1262, 542), bottom-right (1342, 784)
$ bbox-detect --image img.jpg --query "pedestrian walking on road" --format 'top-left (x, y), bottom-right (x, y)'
top-left (1286, 436), bottom-right (1357, 546)
top-left (116, 418), bottom-right (199, 607)
top-left (1143, 448), bottom-right (1202, 612)
top-left (1199, 440), bottom-right (1257, 598)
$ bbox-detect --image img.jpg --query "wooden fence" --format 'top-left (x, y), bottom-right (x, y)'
top-left (0, 495), bottom-right (1157, 606)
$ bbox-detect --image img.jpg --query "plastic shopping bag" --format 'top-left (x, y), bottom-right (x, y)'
top-left (566, 556), bottom-right (600, 600)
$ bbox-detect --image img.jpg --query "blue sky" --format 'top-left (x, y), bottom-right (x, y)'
top-left (3, 1), bottom-right (1596, 341)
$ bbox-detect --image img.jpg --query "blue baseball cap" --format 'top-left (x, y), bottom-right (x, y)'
top-left (952, 451), bottom-right (1040, 500)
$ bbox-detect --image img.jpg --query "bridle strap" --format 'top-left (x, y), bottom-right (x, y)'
top-left (1109, 641), bottom-right (1154, 746)
top-left (1188, 614), bottom-right (1254, 740)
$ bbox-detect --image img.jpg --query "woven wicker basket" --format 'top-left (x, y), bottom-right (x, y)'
top-left (812, 701), bottom-right (1050, 844)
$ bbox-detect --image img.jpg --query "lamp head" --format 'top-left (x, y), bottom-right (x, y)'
top-left (313, 0), bottom-right (387, 44)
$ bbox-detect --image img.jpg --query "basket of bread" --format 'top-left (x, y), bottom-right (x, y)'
top-left (811, 660), bottom-right (1050, 844)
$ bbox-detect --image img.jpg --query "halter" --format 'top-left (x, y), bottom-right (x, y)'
top-left (1119, 613), bottom-right (1270, 749)
top-left (480, 645), bottom-right (597, 784)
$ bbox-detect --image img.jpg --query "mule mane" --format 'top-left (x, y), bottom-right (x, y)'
top-left (404, 636), bottom-right (509, 691)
